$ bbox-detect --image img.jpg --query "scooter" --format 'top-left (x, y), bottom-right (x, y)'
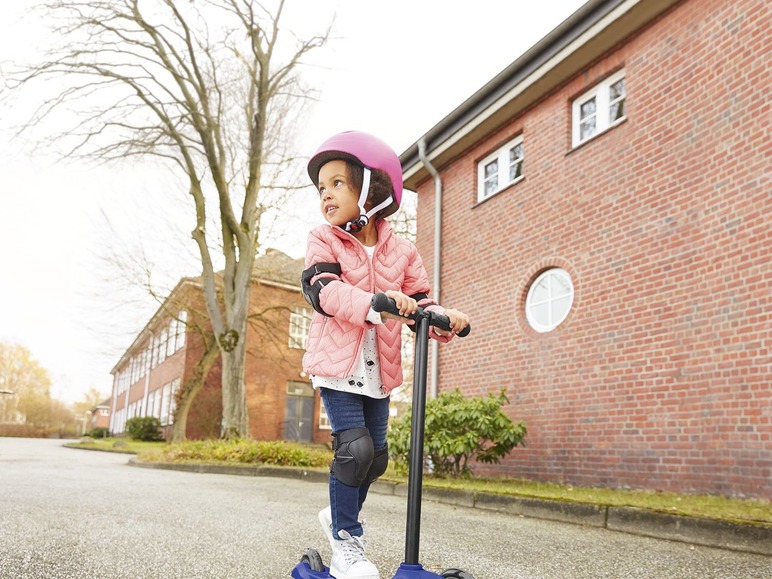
top-left (291, 293), bottom-right (474, 579)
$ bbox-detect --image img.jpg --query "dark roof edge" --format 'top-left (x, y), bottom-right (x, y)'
top-left (109, 251), bottom-right (304, 374)
top-left (399, 0), bottom-right (627, 175)
top-left (109, 277), bottom-right (202, 374)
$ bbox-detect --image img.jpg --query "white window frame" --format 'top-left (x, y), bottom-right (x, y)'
top-left (289, 306), bottom-right (312, 349)
top-left (175, 311), bottom-right (187, 351)
top-left (158, 328), bottom-right (168, 364)
top-left (477, 135), bottom-right (524, 202)
top-left (160, 383), bottom-right (170, 425)
top-left (166, 320), bottom-right (175, 357)
top-left (572, 69), bottom-right (626, 147)
top-left (146, 391), bottom-right (155, 418)
top-left (525, 268), bottom-right (575, 333)
top-left (319, 404), bottom-right (331, 430)
top-left (155, 390), bottom-right (163, 417)
top-left (167, 379), bottom-right (180, 425)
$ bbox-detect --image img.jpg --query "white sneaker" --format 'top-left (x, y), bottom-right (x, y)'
top-left (318, 506), bottom-right (335, 551)
top-left (319, 506), bottom-right (369, 548)
top-left (329, 530), bottom-right (379, 579)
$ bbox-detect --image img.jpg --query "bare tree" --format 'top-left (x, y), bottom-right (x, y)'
top-left (0, 341), bottom-right (76, 435)
top-left (5, 0), bottom-right (330, 438)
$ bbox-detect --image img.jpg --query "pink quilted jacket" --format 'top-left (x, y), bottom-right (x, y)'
top-left (303, 220), bottom-right (450, 393)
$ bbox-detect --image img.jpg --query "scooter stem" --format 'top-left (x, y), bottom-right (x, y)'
top-left (404, 311), bottom-right (430, 565)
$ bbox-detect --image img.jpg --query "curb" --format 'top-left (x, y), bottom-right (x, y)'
top-left (127, 458), bottom-right (771, 557)
top-left (127, 457), bottom-right (329, 483)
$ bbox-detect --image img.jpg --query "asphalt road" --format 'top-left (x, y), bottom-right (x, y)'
top-left (0, 438), bottom-right (769, 579)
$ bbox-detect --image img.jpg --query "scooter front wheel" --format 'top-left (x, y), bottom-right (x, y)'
top-left (441, 569), bottom-right (474, 579)
top-left (300, 548), bottom-right (325, 572)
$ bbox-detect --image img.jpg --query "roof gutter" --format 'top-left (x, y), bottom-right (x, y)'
top-left (417, 138), bottom-right (442, 399)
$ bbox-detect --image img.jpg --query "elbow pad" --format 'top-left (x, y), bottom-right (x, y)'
top-left (301, 262), bottom-right (341, 317)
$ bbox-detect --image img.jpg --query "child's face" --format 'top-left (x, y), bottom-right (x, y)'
top-left (317, 159), bottom-right (361, 227)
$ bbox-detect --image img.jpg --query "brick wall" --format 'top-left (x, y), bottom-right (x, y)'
top-left (110, 264), bottom-right (324, 444)
top-left (245, 282), bottom-right (327, 444)
top-left (414, 0), bottom-right (770, 497)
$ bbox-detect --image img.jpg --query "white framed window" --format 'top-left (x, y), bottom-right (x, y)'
top-left (144, 346), bottom-right (151, 375)
top-left (477, 135), bottom-right (524, 202)
top-left (572, 70), bottom-right (626, 147)
top-left (319, 403), bottom-right (331, 430)
top-left (175, 311), bottom-right (187, 351)
top-left (154, 386), bottom-right (163, 418)
top-left (289, 306), bottom-right (312, 349)
top-left (137, 348), bottom-right (145, 379)
top-left (145, 391), bottom-right (153, 417)
top-left (525, 268), bottom-right (574, 333)
top-left (167, 379), bottom-right (180, 425)
top-left (160, 383), bottom-right (170, 425)
top-left (158, 328), bottom-right (168, 364)
top-left (166, 320), bottom-right (176, 357)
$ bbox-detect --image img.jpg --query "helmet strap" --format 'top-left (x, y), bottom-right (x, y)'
top-left (344, 167), bottom-right (394, 232)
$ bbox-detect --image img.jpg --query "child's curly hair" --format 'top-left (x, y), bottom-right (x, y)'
top-left (347, 161), bottom-right (396, 219)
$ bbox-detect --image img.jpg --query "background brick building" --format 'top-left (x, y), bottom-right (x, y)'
top-left (86, 399), bottom-right (111, 432)
top-left (401, 0), bottom-right (769, 498)
top-left (109, 249), bottom-right (328, 444)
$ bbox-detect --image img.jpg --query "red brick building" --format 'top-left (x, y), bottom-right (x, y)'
top-left (400, 0), bottom-right (769, 498)
top-left (86, 399), bottom-right (111, 432)
top-left (109, 249), bottom-right (329, 444)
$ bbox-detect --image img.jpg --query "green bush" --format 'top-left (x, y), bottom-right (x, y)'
top-left (388, 389), bottom-right (527, 477)
top-left (147, 439), bottom-right (332, 467)
top-left (88, 427), bottom-right (110, 439)
top-left (125, 417), bottom-right (164, 442)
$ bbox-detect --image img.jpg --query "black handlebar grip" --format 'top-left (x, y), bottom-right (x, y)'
top-left (370, 293), bottom-right (471, 337)
top-left (431, 312), bottom-right (471, 338)
top-left (455, 322), bottom-right (471, 338)
top-left (371, 292), bottom-right (397, 315)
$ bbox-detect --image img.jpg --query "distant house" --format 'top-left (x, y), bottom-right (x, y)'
top-left (400, 0), bottom-right (769, 498)
top-left (0, 389), bottom-right (22, 425)
top-left (108, 249), bottom-right (328, 444)
top-left (87, 399), bottom-right (111, 431)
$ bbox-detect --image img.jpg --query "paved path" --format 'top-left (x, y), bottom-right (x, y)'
top-left (0, 438), bottom-right (769, 578)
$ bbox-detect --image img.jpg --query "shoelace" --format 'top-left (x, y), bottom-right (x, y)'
top-left (336, 530), bottom-right (369, 565)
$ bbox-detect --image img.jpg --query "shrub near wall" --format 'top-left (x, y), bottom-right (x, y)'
top-left (125, 417), bottom-right (164, 442)
top-left (389, 389), bottom-right (527, 477)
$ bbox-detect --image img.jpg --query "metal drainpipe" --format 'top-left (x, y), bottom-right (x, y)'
top-left (417, 139), bottom-right (441, 399)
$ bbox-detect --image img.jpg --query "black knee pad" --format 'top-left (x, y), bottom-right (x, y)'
top-left (332, 427), bottom-right (374, 487)
top-left (366, 445), bottom-right (388, 484)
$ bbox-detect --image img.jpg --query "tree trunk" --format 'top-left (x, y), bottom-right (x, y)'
top-left (170, 343), bottom-right (219, 443)
top-left (170, 383), bottom-right (201, 444)
top-left (219, 319), bottom-right (249, 439)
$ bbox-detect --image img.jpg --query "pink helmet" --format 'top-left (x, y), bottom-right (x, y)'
top-left (308, 131), bottom-right (403, 225)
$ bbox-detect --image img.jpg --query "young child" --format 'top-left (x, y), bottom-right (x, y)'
top-left (301, 131), bottom-right (470, 579)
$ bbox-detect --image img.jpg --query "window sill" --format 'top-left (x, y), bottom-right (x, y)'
top-left (474, 175), bottom-right (525, 208)
top-left (568, 117), bottom-right (627, 154)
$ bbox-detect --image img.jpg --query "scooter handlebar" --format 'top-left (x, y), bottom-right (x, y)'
top-left (371, 293), bottom-right (471, 337)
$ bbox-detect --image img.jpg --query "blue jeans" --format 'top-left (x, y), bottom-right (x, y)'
top-left (319, 388), bottom-right (390, 539)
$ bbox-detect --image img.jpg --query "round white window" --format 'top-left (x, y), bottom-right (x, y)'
top-left (525, 268), bottom-right (574, 333)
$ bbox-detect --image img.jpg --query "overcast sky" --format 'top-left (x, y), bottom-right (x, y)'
top-left (0, 0), bottom-right (587, 404)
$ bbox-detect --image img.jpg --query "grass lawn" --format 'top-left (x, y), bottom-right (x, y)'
top-left (414, 476), bottom-right (771, 525)
top-left (65, 437), bottom-right (166, 455)
top-left (67, 438), bottom-right (771, 525)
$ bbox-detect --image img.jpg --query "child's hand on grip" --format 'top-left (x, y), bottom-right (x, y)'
top-left (435, 308), bottom-right (470, 336)
top-left (380, 290), bottom-right (417, 325)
